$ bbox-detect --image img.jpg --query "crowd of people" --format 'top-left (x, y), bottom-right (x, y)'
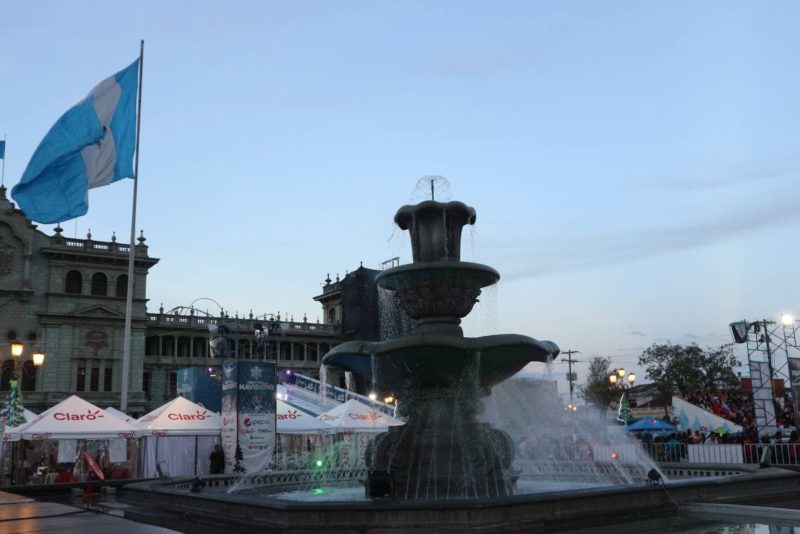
top-left (679, 389), bottom-right (797, 441)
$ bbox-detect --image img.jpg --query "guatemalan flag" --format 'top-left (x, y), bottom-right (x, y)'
top-left (11, 59), bottom-right (139, 224)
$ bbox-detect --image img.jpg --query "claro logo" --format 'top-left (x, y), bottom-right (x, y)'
top-left (277, 410), bottom-right (301, 421)
top-left (54, 410), bottom-right (104, 421)
top-left (348, 412), bottom-right (381, 421)
top-left (168, 410), bottom-right (209, 421)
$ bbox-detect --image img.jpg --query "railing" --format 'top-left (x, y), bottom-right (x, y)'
top-left (146, 314), bottom-right (340, 335)
top-left (60, 237), bottom-right (134, 255)
top-left (286, 373), bottom-right (397, 416)
top-left (604, 442), bottom-right (799, 466)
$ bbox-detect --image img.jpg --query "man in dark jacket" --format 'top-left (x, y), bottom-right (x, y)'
top-left (209, 444), bottom-right (225, 474)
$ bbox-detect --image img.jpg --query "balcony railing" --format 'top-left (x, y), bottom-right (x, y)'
top-left (146, 314), bottom-right (340, 335)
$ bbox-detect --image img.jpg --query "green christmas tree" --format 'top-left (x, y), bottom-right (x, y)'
top-left (616, 390), bottom-right (631, 425)
top-left (3, 380), bottom-right (27, 428)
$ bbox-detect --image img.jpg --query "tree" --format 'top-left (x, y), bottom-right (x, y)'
top-left (580, 356), bottom-right (621, 414)
top-left (637, 342), bottom-right (741, 407)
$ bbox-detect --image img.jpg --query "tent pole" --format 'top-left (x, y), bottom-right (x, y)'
top-left (194, 436), bottom-right (198, 475)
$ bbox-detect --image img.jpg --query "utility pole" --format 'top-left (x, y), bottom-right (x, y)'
top-left (561, 349), bottom-right (581, 406)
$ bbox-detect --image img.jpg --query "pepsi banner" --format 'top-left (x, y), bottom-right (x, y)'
top-left (221, 361), bottom-right (276, 474)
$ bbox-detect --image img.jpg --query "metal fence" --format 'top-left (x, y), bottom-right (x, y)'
top-left (621, 442), bottom-right (799, 466)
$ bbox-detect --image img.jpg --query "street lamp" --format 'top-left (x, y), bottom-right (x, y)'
top-left (10, 342), bottom-right (23, 358)
top-left (609, 368), bottom-right (635, 387)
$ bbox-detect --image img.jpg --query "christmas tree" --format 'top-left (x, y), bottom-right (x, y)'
top-left (616, 390), bottom-right (631, 425)
top-left (3, 380), bottom-right (27, 428)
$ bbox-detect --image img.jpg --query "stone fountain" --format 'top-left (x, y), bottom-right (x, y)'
top-left (322, 198), bottom-right (560, 500)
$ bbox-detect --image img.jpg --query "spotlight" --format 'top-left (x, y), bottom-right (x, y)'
top-left (647, 469), bottom-right (663, 485)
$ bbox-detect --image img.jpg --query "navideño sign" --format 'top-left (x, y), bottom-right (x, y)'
top-left (4, 395), bottom-right (140, 440)
top-left (136, 396), bottom-right (222, 436)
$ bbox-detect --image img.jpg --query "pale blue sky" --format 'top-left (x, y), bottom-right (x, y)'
top-left (2, 1), bottom-right (799, 392)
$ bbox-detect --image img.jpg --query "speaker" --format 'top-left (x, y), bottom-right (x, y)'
top-left (729, 321), bottom-right (749, 344)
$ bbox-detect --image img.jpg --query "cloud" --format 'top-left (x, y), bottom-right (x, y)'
top-left (629, 331), bottom-right (647, 337)
top-left (502, 195), bottom-right (800, 281)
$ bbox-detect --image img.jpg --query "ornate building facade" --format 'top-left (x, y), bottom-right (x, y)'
top-left (0, 186), bottom-right (348, 415)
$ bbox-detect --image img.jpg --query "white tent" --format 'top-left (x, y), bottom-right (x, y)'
top-left (317, 399), bottom-right (404, 433)
top-left (277, 400), bottom-right (334, 434)
top-left (4, 395), bottom-right (139, 441)
top-left (136, 396), bottom-right (222, 478)
top-left (105, 407), bottom-right (134, 423)
top-left (137, 396), bottom-right (221, 436)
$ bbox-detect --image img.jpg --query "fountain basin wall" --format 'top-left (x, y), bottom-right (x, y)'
top-left (121, 466), bottom-right (800, 533)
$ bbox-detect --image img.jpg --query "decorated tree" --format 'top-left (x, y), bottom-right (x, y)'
top-left (3, 379), bottom-right (27, 428)
top-left (617, 390), bottom-right (632, 425)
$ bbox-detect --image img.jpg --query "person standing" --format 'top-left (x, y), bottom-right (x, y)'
top-left (209, 444), bottom-right (225, 474)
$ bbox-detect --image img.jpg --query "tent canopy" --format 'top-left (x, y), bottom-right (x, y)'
top-left (317, 399), bottom-right (404, 433)
top-left (105, 407), bottom-right (133, 423)
top-left (625, 417), bottom-right (676, 432)
top-left (137, 396), bottom-right (222, 436)
top-left (277, 399), bottom-right (334, 434)
top-left (5, 395), bottom-right (139, 440)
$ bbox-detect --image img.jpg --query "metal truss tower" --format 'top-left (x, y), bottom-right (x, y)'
top-left (730, 316), bottom-right (800, 436)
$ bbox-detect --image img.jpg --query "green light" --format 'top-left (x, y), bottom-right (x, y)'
top-left (313, 487), bottom-right (325, 495)
top-left (315, 459), bottom-right (323, 468)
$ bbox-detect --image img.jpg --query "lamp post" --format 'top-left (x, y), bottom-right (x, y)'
top-left (609, 368), bottom-right (635, 425)
top-left (4, 340), bottom-right (44, 486)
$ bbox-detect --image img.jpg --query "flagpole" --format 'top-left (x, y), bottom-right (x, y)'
top-left (1, 134), bottom-right (6, 187)
top-left (121, 40), bottom-right (144, 412)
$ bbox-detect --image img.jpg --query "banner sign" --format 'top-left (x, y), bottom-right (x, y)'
top-left (221, 361), bottom-right (238, 473)
top-left (177, 367), bottom-right (222, 413)
top-left (749, 360), bottom-right (777, 436)
top-left (788, 358), bottom-right (800, 427)
top-left (221, 361), bottom-right (276, 474)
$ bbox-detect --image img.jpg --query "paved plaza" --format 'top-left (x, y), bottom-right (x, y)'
top-left (0, 490), bottom-right (177, 533)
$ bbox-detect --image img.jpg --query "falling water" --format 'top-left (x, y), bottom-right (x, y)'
top-left (318, 365), bottom-right (328, 410)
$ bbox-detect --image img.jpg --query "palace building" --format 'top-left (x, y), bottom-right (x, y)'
top-left (0, 186), bottom-right (351, 416)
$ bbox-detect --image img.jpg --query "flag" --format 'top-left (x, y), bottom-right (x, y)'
top-left (0, 140), bottom-right (5, 159)
top-left (11, 59), bottom-right (139, 223)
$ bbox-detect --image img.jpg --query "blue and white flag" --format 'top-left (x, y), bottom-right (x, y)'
top-left (11, 59), bottom-right (139, 223)
top-left (0, 140), bottom-right (5, 159)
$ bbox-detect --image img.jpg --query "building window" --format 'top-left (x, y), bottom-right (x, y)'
top-left (143, 372), bottom-right (150, 395)
top-left (177, 337), bottom-right (191, 357)
top-left (91, 273), bottom-right (108, 296)
top-left (76, 362), bottom-right (87, 391)
top-left (145, 336), bottom-right (159, 356)
top-left (21, 361), bottom-right (36, 391)
top-left (65, 270), bottom-right (83, 294)
top-left (116, 274), bottom-right (128, 297)
top-left (328, 308), bottom-right (336, 324)
top-left (90, 361), bottom-right (100, 391)
top-left (168, 372), bottom-right (177, 398)
top-left (103, 361), bottom-right (113, 392)
top-left (0, 360), bottom-right (15, 391)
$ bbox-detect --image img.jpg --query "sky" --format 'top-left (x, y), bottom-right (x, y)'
top-left (2, 1), bottom-right (799, 397)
